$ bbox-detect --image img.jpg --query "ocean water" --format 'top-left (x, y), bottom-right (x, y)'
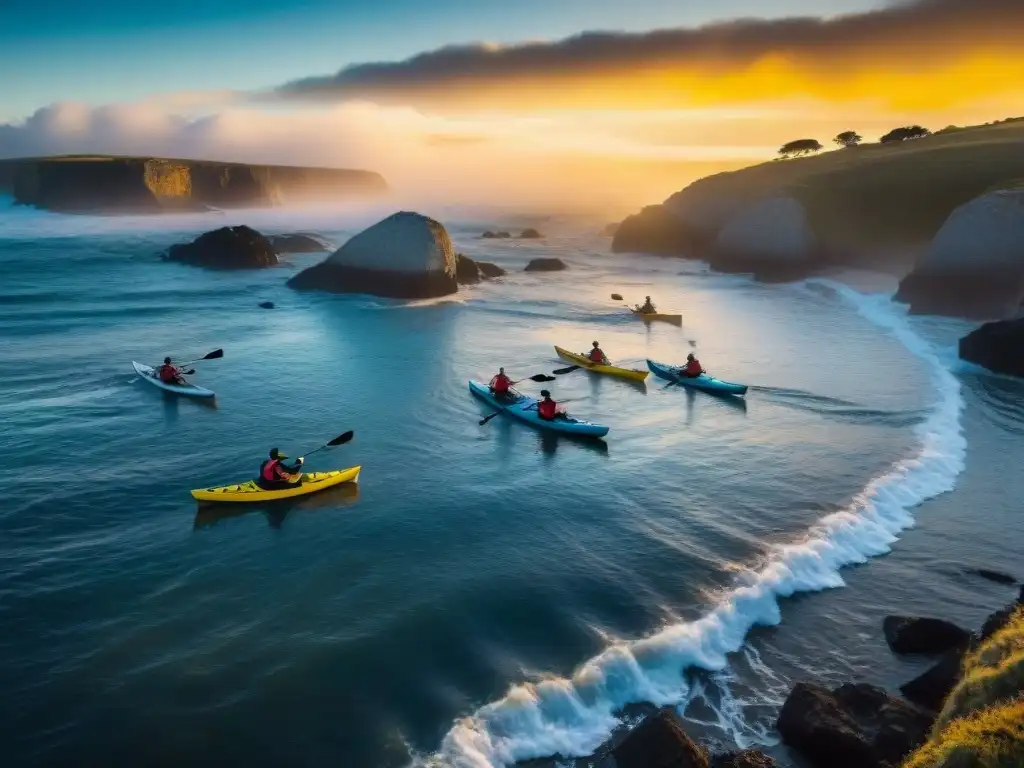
top-left (1, 199), bottom-right (1022, 768)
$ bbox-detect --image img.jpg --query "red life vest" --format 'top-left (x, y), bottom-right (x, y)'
top-left (684, 360), bottom-right (703, 377)
top-left (262, 459), bottom-right (282, 482)
top-left (588, 349), bottom-right (604, 363)
top-left (491, 374), bottom-right (512, 393)
top-left (158, 364), bottom-right (178, 382)
top-left (538, 399), bottom-right (557, 420)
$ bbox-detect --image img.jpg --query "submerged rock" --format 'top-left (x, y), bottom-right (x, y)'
top-left (895, 189), bottom-right (1024, 319)
top-left (612, 708), bottom-right (709, 768)
top-left (268, 233), bottom-right (330, 253)
top-left (959, 319), bottom-right (1024, 378)
top-left (288, 211), bottom-right (457, 299)
top-left (967, 568), bottom-right (1017, 586)
top-left (883, 616), bottom-right (973, 655)
top-left (524, 257), bottom-right (566, 272)
top-left (519, 228), bottom-right (543, 239)
top-left (477, 261), bottom-right (506, 278)
top-left (776, 682), bottom-right (933, 768)
top-left (258, 301), bottom-right (275, 309)
top-left (166, 225), bottom-right (278, 269)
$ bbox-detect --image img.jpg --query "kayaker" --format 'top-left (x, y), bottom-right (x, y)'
top-left (489, 367), bottom-right (515, 402)
top-left (588, 341), bottom-right (609, 365)
top-left (681, 353), bottom-right (704, 378)
top-left (638, 296), bottom-right (657, 314)
top-left (157, 357), bottom-right (185, 385)
top-left (258, 448), bottom-right (305, 490)
top-left (536, 390), bottom-right (564, 421)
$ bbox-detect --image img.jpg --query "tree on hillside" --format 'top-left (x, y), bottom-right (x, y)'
top-left (779, 139), bottom-right (824, 158)
top-left (834, 131), bottom-right (862, 148)
top-left (880, 125), bottom-right (932, 143)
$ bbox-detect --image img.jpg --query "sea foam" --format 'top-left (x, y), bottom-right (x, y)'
top-left (423, 284), bottom-right (966, 768)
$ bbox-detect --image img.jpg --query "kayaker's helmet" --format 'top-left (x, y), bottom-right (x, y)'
top-left (592, 341), bottom-right (600, 347)
top-left (687, 353), bottom-right (695, 361)
top-left (540, 390), bottom-right (551, 398)
top-left (269, 447), bottom-right (288, 460)
top-left (499, 367), bottom-right (505, 374)
top-left (164, 356), bottom-right (172, 365)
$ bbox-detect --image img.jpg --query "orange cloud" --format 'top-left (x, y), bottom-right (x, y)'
top-left (270, 0), bottom-right (1024, 112)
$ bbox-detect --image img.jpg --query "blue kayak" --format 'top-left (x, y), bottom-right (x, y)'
top-left (647, 359), bottom-right (748, 396)
top-left (469, 381), bottom-right (610, 438)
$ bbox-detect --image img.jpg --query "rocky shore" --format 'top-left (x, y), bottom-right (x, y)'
top-left (522, 585), bottom-right (1022, 768)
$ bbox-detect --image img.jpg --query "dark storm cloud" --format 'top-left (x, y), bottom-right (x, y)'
top-left (270, 0), bottom-right (1024, 103)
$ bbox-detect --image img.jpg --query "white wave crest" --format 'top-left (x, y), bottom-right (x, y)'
top-left (423, 284), bottom-right (966, 768)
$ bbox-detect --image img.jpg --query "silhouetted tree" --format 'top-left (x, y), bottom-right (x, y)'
top-left (834, 131), bottom-right (862, 148)
top-left (778, 139), bottom-right (824, 158)
top-left (880, 125), bottom-right (932, 143)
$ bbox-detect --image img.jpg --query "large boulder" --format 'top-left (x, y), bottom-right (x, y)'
top-left (959, 319), bottom-right (1024, 378)
top-left (776, 682), bottom-right (933, 768)
top-left (478, 261), bottom-right (506, 278)
top-left (524, 258), bottom-right (566, 272)
top-left (883, 616), bottom-right (973, 655)
top-left (612, 204), bottom-right (696, 255)
top-left (900, 644), bottom-right (970, 712)
top-left (166, 225), bottom-right (278, 269)
top-left (268, 233), bottom-right (330, 253)
top-left (287, 212), bottom-right (457, 299)
top-left (519, 228), bottom-right (543, 239)
top-left (612, 708), bottom-right (709, 768)
top-left (711, 750), bottom-right (777, 768)
top-left (711, 196), bottom-right (818, 279)
top-left (481, 230), bottom-right (511, 239)
top-left (895, 190), bottom-right (1024, 319)
top-left (455, 254), bottom-right (505, 284)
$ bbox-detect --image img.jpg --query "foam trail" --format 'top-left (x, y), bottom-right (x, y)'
top-left (423, 284), bottom-right (966, 768)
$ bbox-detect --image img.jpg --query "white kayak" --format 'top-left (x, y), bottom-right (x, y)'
top-left (132, 361), bottom-right (216, 399)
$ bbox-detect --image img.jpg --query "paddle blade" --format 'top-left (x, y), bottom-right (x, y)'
top-left (203, 349), bottom-right (225, 360)
top-left (552, 366), bottom-right (581, 375)
top-left (326, 430), bottom-right (354, 446)
top-left (479, 411), bottom-right (501, 426)
top-left (526, 374), bottom-right (556, 382)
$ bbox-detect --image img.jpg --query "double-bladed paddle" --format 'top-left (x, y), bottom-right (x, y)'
top-left (157, 348), bottom-right (224, 369)
top-left (478, 374), bottom-right (558, 425)
top-left (298, 430), bottom-right (355, 461)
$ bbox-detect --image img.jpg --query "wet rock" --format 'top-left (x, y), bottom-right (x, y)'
top-left (612, 204), bottom-right (696, 255)
top-left (455, 253), bottom-right (481, 284)
top-left (268, 233), bottom-right (330, 253)
top-left (776, 682), bottom-right (933, 768)
top-left (258, 301), bottom-right (275, 309)
top-left (611, 293), bottom-right (624, 300)
top-left (524, 257), bottom-right (567, 272)
top-left (477, 261), bottom-right (506, 278)
top-left (959, 318), bottom-right (1024, 379)
top-left (612, 708), bottom-right (709, 768)
top-left (288, 211), bottom-right (457, 299)
top-left (481, 230), bottom-right (512, 239)
top-left (711, 749), bottom-right (777, 768)
top-left (519, 228), bottom-right (543, 239)
top-left (900, 643), bottom-right (970, 712)
top-left (883, 616), bottom-right (972, 655)
top-left (166, 225), bottom-right (278, 269)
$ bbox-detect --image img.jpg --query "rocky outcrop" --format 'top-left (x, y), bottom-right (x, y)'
top-left (0, 156), bottom-right (386, 214)
top-left (166, 226), bottom-right (278, 269)
top-left (959, 319), bottom-right (1024, 378)
top-left (481, 231), bottom-right (511, 239)
top-left (712, 196), bottom-right (818, 279)
top-left (882, 616), bottom-right (972, 655)
top-left (519, 228), bottom-right (543, 239)
top-left (900, 645), bottom-right (970, 712)
top-left (612, 205), bottom-right (697, 255)
top-left (895, 190), bottom-right (1024, 319)
top-left (776, 682), bottom-right (933, 768)
top-left (268, 233), bottom-right (330, 253)
top-left (288, 212), bottom-right (457, 299)
top-left (612, 708), bottom-right (709, 768)
top-left (455, 254), bottom-right (506, 284)
top-left (524, 258), bottom-right (566, 272)
top-left (711, 750), bottom-right (777, 768)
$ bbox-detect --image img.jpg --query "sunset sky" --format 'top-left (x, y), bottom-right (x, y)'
top-left (2, 0), bottom-right (1022, 211)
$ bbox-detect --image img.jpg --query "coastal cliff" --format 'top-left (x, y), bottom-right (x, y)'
top-left (0, 155), bottom-right (387, 213)
top-left (613, 120), bottom-right (1024, 304)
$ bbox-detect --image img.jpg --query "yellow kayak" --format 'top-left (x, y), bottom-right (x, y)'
top-left (554, 346), bottom-right (649, 382)
top-left (630, 309), bottom-right (682, 326)
top-left (191, 466), bottom-right (361, 503)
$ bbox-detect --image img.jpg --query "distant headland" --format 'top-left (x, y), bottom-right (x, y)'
top-left (0, 155), bottom-right (387, 214)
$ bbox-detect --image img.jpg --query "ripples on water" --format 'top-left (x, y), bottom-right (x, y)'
top-left (1, 201), bottom-right (1021, 768)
